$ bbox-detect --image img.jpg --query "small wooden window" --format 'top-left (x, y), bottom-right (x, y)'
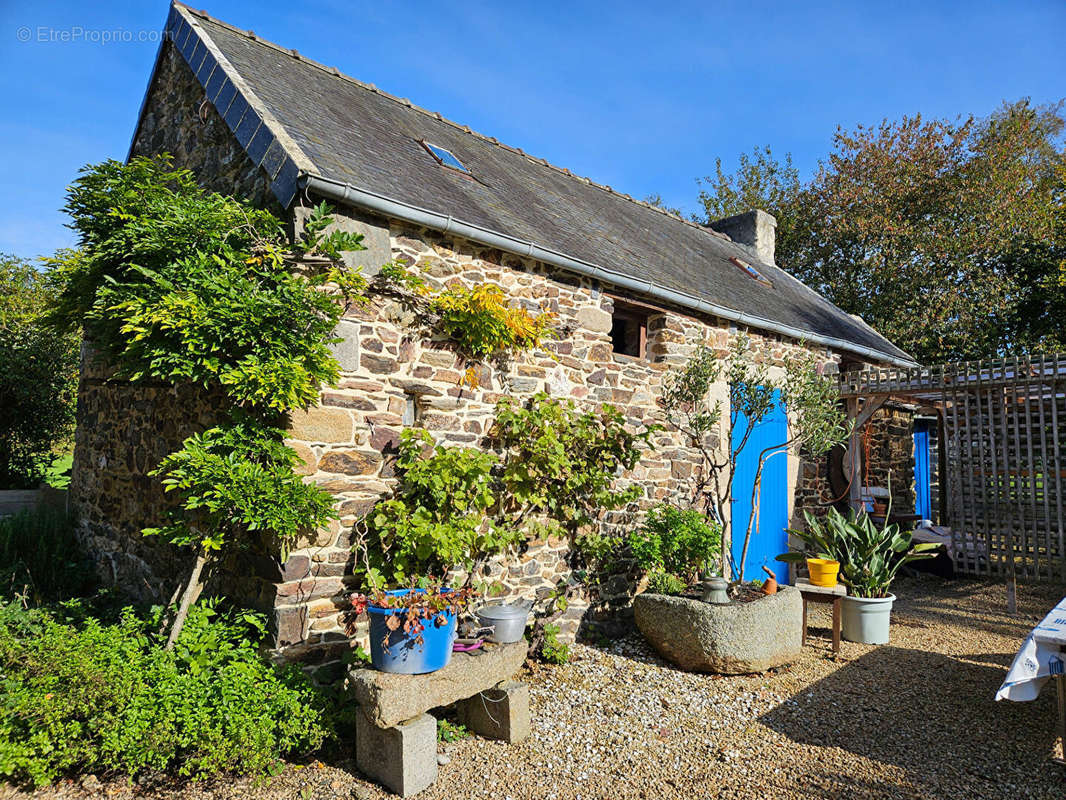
top-left (610, 302), bottom-right (648, 359)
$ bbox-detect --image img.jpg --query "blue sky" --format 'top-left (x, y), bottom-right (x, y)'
top-left (1, 0), bottom-right (1063, 259)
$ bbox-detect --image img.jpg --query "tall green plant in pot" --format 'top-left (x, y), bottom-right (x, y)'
top-left (778, 507), bottom-right (938, 643)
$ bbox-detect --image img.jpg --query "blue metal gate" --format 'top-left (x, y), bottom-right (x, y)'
top-left (731, 391), bottom-right (790, 584)
top-left (913, 420), bottom-right (932, 520)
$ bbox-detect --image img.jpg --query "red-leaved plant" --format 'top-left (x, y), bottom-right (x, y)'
top-left (348, 582), bottom-right (478, 652)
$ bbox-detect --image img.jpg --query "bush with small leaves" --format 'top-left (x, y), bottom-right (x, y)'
top-left (533, 623), bottom-right (570, 665)
top-left (0, 600), bottom-right (328, 787)
top-left (627, 503), bottom-right (721, 594)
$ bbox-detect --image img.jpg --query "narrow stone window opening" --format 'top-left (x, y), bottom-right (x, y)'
top-left (402, 393), bottom-right (419, 426)
top-left (609, 301), bottom-right (648, 359)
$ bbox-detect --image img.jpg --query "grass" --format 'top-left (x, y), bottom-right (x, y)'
top-left (0, 504), bottom-right (94, 602)
top-left (41, 451), bottom-right (73, 489)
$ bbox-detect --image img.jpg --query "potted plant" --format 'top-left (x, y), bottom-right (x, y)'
top-left (350, 583), bottom-right (477, 674)
top-left (805, 557), bottom-right (840, 587)
top-left (778, 507), bottom-right (938, 644)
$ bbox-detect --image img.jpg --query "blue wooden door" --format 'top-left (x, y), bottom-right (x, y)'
top-left (731, 391), bottom-right (790, 584)
top-left (913, 420), bottom-right (932, 520)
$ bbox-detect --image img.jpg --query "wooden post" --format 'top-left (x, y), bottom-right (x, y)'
top-left (1050, 364), bottom-right (1065, 582)
top-left (847, 397), bottom-right (863, 512)
top-left (998, 374), bottom-right (1017, 615)
top-left (1036, 355), bottom-right (1053, 581)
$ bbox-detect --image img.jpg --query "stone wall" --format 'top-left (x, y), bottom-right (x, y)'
top-left (864, 403), bottom-right (916, 512)
top-left (792, 402), bottom-right (917, 522)
top-left (71, 349), bottom-right (221, 601)
top-left (129, 40), bottom-right (279, 212)
top-left (268, 213), bottom-right (844, 670)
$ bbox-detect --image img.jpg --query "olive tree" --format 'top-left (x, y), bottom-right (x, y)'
top-left (659, 336), bottom-right (850, 582)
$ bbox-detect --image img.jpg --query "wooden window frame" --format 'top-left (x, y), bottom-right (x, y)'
top-left (609, 300), bottom-right (649, 360)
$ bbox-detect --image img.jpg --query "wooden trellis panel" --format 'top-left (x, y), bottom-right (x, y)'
top-left (841, 354), bottom-right (1066, 581)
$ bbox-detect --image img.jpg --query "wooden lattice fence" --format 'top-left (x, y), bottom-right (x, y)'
top-left (841, 354), bottom-right (1066, 582)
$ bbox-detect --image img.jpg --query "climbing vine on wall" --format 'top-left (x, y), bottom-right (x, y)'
top-left (365, 265), bottom-right (557, 385)
top-left (51, 156), bottom-right (387, 646)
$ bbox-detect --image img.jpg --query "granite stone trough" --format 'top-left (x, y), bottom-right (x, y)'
top-left (633, 585), bottom-right (802, 674)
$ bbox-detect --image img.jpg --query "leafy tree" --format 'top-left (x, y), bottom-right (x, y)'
top-left (643, 193), bottom-right (685, 218)
top-left (146, 421), bottom-right (337, 648)
top-left (660, 337), bottom-right (850, 581)
top-left (0, 255), bottom-right (79, 488)
top-left (996, 160), bottom-right (1066, 353)
top-left (692, 100), bottom-right (1066, 362)
top-left (696, 145), bottom-right (804, 259)
top-left (48, 160), bottom-right (353, 413)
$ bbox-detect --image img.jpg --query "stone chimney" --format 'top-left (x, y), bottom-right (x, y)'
top-left (708, 209), bottom-right (777, 265)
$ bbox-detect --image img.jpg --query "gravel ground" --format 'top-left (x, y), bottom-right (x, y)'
top-left (5, 575), bottom-right (1065, 800)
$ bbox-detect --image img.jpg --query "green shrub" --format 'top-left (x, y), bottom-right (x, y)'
top-left (536, 623), bottom-right (570, 665)
top-left (0, 254), bottom-right (79, 489)
top-left (628, 503), bottom-right (721, 593)
top-left (491, 392), bottom-right (655, 538)
top-left (0, 506), bottom-right (94, 603)
top-left (48, 158), bottom-right (348, 414)
top-left (0, 600), bottom-right (328, 787)
top-left (435, 719), bottom-right (469, 743)
top-left (360, 428), bottom-right (520, 587)
top-left (48, 157), bottom-right (375, 647)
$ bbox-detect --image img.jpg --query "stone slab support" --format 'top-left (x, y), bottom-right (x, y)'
top-left (355, 708), bottom-right (437, 797)
top-left (457, 680), bottom-right (531, 744)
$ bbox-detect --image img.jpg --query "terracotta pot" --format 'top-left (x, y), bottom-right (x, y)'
top-left (761, 565), bottom-right (778, 595)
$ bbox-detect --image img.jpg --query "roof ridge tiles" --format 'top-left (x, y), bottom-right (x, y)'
top-left (171, 1), bottom-right (724, 239)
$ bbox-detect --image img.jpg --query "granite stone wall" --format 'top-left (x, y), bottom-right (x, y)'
top-left (865, 403), bottom-right (917, 512)
top-left (265, 215), bottom-right (847, 667)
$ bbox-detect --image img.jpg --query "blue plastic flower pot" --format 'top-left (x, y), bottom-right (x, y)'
top-left (367, 589), bottom-right (458, 674)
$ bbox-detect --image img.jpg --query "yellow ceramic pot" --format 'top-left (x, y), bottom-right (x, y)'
top-left (807, 558), bottom-right (840, 587)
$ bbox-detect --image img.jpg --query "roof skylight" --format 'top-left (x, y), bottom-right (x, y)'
top-left (730, 256), bottom-right (772, 287)
top-left (421, 141), bottom-right (469, 173)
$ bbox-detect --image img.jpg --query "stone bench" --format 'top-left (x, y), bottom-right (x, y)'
top-left (346, 640), bottom-right (529, 796)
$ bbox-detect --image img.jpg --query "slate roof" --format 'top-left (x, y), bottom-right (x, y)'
top-left (137, 3), bottom-right (915, 366)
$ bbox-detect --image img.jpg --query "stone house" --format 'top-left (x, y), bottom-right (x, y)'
top-left (72, 2), bottom-right (918, 675)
